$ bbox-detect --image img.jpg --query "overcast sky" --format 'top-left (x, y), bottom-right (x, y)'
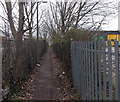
top-left (102, 15), bottom-right (118, 31)
top-left (0, 0), bottom-right (119, 31)
top-left (99, 0), bottom-right (119, 31)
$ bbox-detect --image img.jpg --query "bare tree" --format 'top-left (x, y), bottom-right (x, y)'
top-left (45, 0), bottom-right (117, 35)
top-left (5, 1), bottom-right (25, 56)
top-left (3, 1), bottom-right (25, 79)
top-left (24, 2), bottom-right (36, 38)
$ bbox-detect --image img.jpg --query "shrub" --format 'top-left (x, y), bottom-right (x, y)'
top-left (2, 38), bottom-right (48, 96)
top-left (52, 41), bottom-right (72, 82)
top-left (52, 28), bottom-right (94, 84)
top-left (64, 28), bottom-right (93, 41)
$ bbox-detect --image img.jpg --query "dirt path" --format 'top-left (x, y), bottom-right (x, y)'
top-left (16, 47), bottom-right (80, 100)
top-left (32, 47), bottom-right (54, 100)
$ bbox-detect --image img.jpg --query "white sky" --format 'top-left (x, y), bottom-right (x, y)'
top-left (101, 0), bottom-right (119, 31)
top-left (102, 15), bottom-right (118, 31)
top-left (0, 0), bottom-right (119, 31)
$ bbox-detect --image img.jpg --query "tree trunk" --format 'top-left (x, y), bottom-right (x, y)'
top-left (5, 1), bottom-right (25, 80)
top-left (13, 34), bottom-right (23, 81)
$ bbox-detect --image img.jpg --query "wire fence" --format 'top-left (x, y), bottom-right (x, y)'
top-left (71, 40), bottom-right (120, 100)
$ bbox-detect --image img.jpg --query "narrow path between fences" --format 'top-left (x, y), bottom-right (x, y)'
top-left (32, 47), bottom-right (54, 100)
top-left (17, 47), bottom-right (79, 100)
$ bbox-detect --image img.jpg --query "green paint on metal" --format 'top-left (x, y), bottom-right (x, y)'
top-left (99, 37), bottom-right (104, 39)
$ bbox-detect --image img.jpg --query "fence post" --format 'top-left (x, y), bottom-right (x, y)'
top-left (85, 41), bottom-right (88, 100)
top-left (71, 42), bottom-right (75, 87)
top-left (91, 41), bottom-right (94, 100)
top-left (98, 40), bottom-right (102, 100)
top-left (108, 40), bottom-right (113, 100)
top-left (82, 41), bottom-right (85, 100)
top-left (117, 41), bottom-right (120, 102)
top-left (114, 40), bottom-right (119, 100)
top-left (118, 65), bottom-right (120, 102)
top-left (87, 41), bottom-right (91, 100)
top-left (102, 40), bottom-right (107, 100)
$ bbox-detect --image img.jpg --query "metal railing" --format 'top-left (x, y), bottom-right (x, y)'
top-left (71, 40), bottom-right (120, 100)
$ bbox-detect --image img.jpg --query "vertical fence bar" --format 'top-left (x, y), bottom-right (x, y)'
top-left (82, 42), bottom-right (84, 97)
top-left (88, 41), bottom-right (91, 100)
top-left (73, 42), bottom-right (77, 88)
top-left (91, 41), bottom-right (94, 100)
top-left (84, 41), bottom-right (87, 100)
top-left (118, 53), bottom-right (120, 102)
top-left (75, 42), bottom-right (78, 88)
top-left (87, 41), bottom-right (89, 100)
top-left (78, 42), bottom-right (81, 94)
top-left (81, 42), bottom-right (84, 99)
top-left (114, 40), bottom-right (119, 100)
top-left (80, 42), bottom-right (82, 99)
top-left (85, 41), bottom-right (88, 100)
top-left (102, 40), bottom-right (107, 100)
top-left (71, 42), bottom-right (76, 88)
top-left (83, 42), bottom-right (85, 99)
top-left (108, 40), bottom-right (113, 100)
top-left (80, 42), bottom-right (83, 97)
top-left (74, 42), bottom-right (76, 87)
top-left (94, 40), bottom-right (98, 100)
top-left (90, 42), bottom-right (92, 100)
top-left (78, 43), bottom-right (82, 94)
top-left (78, 42), bottom-right (81, 95)
top-left (77, 42), bottom-right (79, 96)
top-left (118, 42), bottom-right (120, 101)
top-left (76, 42), bottom-right (79, 90)
top-left (71, 42), bottom-right (74, 86)
top-left (79, 42), bottom-right (81, 98)
top-left (81, 42), bottom-right (83, 97)
top-left (83, 42), bottom-right (86, 100)
top-left (98, 40), bottom-right (102, 100)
